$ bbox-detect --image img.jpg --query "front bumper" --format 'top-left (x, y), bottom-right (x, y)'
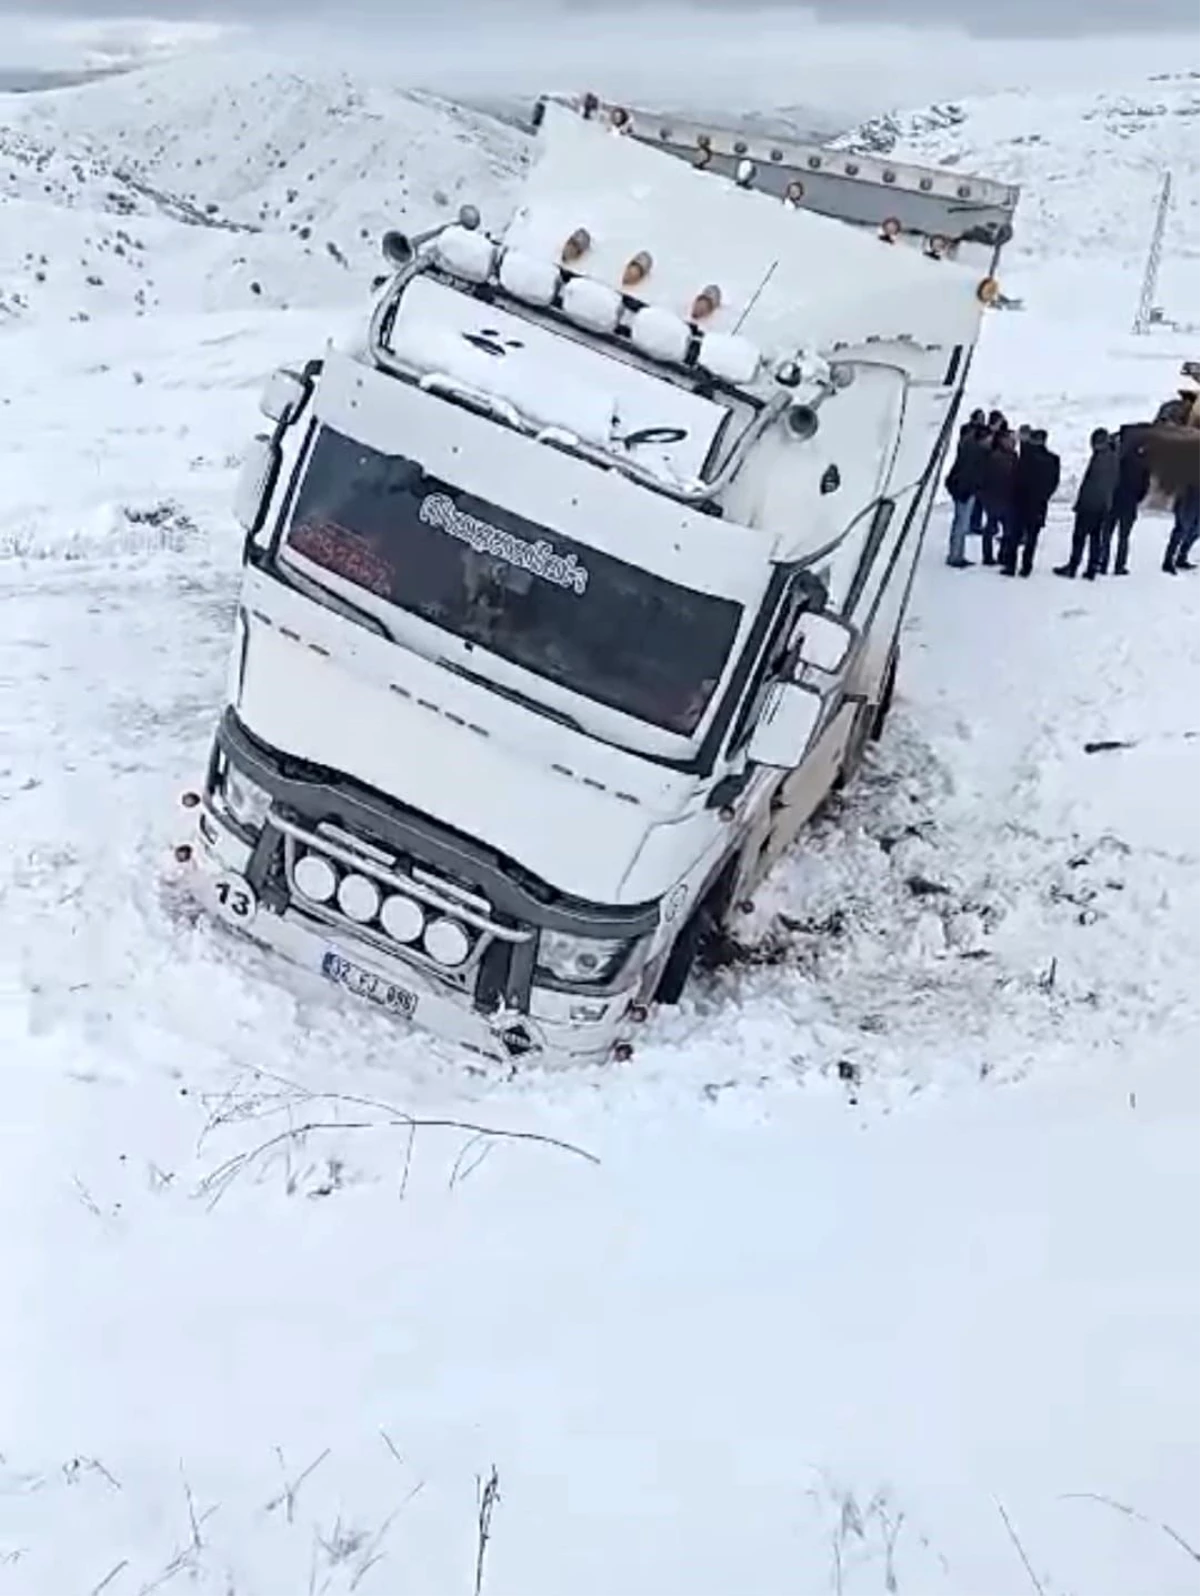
top-left (185, 802), bottom-right (640, 1067)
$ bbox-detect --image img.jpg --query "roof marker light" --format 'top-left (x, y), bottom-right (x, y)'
top-left (690, 283), bottom-right (722, 321)
top-left (622, 250), bottom-right (653, 287)
top-left (561, 227), bottom-right (592, 263)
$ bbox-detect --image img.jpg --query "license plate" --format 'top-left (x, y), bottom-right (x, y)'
top-left (322, 950), bottom-right (417, 1018)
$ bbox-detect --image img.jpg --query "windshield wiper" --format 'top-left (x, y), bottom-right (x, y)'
top-left (439, 657), bottom-right (584, 734)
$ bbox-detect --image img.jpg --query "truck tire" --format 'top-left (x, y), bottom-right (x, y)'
top-left (652, 908), bottom-right (709, 1005)
top-left (870, 646), bottom-right (899, 741)
top-left (652, 862), bottom-right (737, 1005)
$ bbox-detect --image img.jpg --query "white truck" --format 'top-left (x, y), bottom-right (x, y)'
top-left (179, 94), bottom-right (1018, 1065)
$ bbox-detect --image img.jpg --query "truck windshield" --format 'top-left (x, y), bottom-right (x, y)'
top-left (280, 426), bottom-right (742, 736)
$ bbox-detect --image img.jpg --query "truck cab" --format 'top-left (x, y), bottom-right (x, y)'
top-left (181, 97), bottom-right (1018, 1065)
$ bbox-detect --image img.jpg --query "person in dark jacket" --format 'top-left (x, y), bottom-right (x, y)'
top-left (1000, 427), bottom-right (1060, 576)
top-left (945, 419), bottom-right (989, 566)
top-left (1098, 427), bottom-right (1151, 575)
top-left (1164, 482), bottom-right (1200, 574)
top-left (1054, 429), bottom-right (1120, 579)
top-left (977, 427), bottom-right (1017, 566)
top-left (966, 410), bottom-right (1002, 535)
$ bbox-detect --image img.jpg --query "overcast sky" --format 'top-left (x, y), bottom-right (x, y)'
top-left (3, 2), bottom-right (1195, 124)
top-left (0, 0), bottom-right (1196, 35)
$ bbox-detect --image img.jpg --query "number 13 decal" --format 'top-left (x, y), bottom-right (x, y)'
top-left (213, 871), bottom-right (258, 926)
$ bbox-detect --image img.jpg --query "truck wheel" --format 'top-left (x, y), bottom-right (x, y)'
top-left (653, 902), bottom-right (711, 1005)
top-left (652, 863), bottom-right (737, 1006)
top-left (870, 647), bottom-right (899, 741)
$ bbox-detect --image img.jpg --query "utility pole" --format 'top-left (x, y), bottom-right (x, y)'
top-left (1132, 171), bottom-right (1172, 336)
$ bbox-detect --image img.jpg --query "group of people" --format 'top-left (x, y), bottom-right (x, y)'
top-left (944, 389), bottom-right (1200, 579)
top-left (945, 409), bottom-right (1059, 577)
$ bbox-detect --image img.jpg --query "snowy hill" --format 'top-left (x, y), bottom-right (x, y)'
top-left (0, 53), bottom-right (529, 319)
top-left (1, 47), bottom-right (1198, 1596)
top-left (843, 71), bottom-right (1200, 292)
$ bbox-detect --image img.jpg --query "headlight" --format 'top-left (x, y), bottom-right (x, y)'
top-left (537, 928), bottom-right (637, 986)
top-left (219, 762), bottom-right (272, 830)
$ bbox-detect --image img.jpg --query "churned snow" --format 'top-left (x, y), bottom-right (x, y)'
top-left (1, 44), bottom-right (1198, 1596)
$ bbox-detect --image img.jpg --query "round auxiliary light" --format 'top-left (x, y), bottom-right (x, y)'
top-left (424, 917), bottom-right (471, 968)
top-left (977, 276), bottom-right (1002, 305)
top-left (338, 873), bottom-right (381, 924)
top-left (785, 179), bottom-right (805, 205)
top-left (381, 894), bottom-right (425, 945)
top-left (880, 216), bottom-right (902, 241)
top-left (294, 852), bottom-right (338, 904)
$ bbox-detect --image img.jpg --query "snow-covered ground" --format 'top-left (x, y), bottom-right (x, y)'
top-left (2, 47), bottom-right (1198, 1596)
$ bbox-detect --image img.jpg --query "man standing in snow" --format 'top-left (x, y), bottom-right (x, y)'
top-left (945, 419), bottom-right (989, 567)
top-left (1054, 429), bottom-right (1119, 580)
top-left (1001, 427), bottom-right (1060, 576)
top-left (977, 426), bottom-right (1018, 567)
top-left (968, 409), bottom-right (1000, 537)
top-left (1098, 427), bottom-right (1151, 576)
top-left (1164, 482), bottom-right (1199, 574)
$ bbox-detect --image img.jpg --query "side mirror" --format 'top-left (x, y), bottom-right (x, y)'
top-left (233, 434), bottom-right (279, 535)
top-left (797, 613), bottom-right (855, 675)
top-left (746, 682), bottom-right (823, 770)
top-left (259, 366), bottom-right (308, 425)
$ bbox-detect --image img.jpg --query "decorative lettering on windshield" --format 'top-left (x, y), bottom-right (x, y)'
top-left (418, 492), bottom-right (589, 595)
top-left (281, 426), bottom-right (742, 736)
top-left (288, 517), bottom-right (393, 597)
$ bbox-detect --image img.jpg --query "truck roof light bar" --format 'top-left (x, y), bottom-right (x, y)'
top-left (368, 257), bottom-right (854, 507)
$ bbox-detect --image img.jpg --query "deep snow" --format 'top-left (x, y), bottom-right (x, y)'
top-left (1, 46), bottom-right (1198, 1596)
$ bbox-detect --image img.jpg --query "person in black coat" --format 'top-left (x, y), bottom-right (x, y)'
top-left (1098, 427), bottom-right (1151, 575)
top-left (969, 411), bottom-right (1008, 535)
top-left (1164, 482), bottom-right (1200, 574)
top-left (1054, 429), bottom-right (1120, 579)
top-left (1000, 427), bottom-right (1061, 576)
top-left (945, 419), bottom-right (990, 566)
top-left (977, 427), bottom-right (1017, 566)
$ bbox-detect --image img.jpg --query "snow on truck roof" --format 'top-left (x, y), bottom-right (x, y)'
top-left (505, 104), bottom-right (999, 362)
top-left (535, 93), bottom-right (1019, 246)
